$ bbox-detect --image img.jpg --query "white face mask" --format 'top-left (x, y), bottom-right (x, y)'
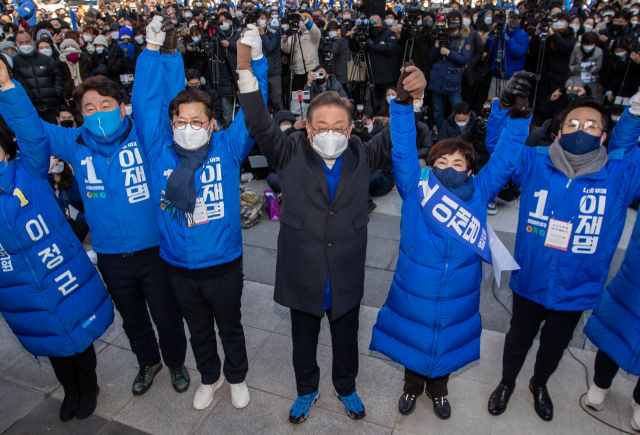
top-left (185, 12), bottom-right (193, 18)
top-left (312, 130), bottom-right (348, 159)
top-left (366, 122), bottom-right (374, 132)
top-left (583, 24), bottom-right (593, 33)
top-left (329, 30), bottom-right (338, 37)
top-left (173, 124), bottom-right (212, 150)
top-left (51, 162), bottom-right (65, 174)
top-left (616, 51), bottom-right (627, 58)
top-left (125, 105), bottom-right (133, 115)
top-left (192, 36), bottom-right (201, 42)
top-left (221, 22), bottom-right (231, 31)
top-left (280, 124), bottom-right (292, 131)
top-left (484, 16), bottom-right (492, 24)
top-left (582, 44), bottom-right (595, 52)
top-left (322, 8), bottom-right (328, 13)
top-left (386, 95), bottom-right (396, 104)
top-left (135, 35), bottom-right (145, 44)
top-left (343, 14), bottom-right (351, 20)
top-left (552, 21), bottom-right (565, 30)
top-left (19, 45), bottom-right (34, 55)
top-left (384, 18), bottom-right (393, 26)
top-left (96, 46), bottom-right (105, 54)
top-left (281, 24), bottom-right (289, 31)
top-left (111, 31), bottom-right (120, 39)
top-left (569, 23), bottom-right (580, 33)
top-left (462, 17), bottom-right (471, 26)
top-left (258, 19), bottom-right (267, 27)
top-left (171, 20), bottom-right (177, 25)
top-left (196, 2), bottom-right (202, 6)
top-left (236, 11), bottom-right (244, 19)
top-left (40, 48), bottom-right (53, 56)
top-left (83, 34), bottom-right (93, 42)
top-left (455, 120), bottom-right (468, 127)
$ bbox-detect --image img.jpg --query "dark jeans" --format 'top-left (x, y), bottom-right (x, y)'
top-left (594, 349), bottom-right (640, 404)
top-left (167, 260), bottom-right (248, 385)
top-left (97, 246), bottom-right (187, 369)
top-left (291, 305), bottom-right (359, 397)
top-left (49, 344), bottom-right (97, 396)
top-left (368, 170), bottom-right (395, 202)
top-left (432, 92), bottom-right (463, 136)
top-left (403, 367), bottom-right (450, 398)
top-left (267, 172), bottom-right (281, 193)
top-left (501, 292), bottom-right (583, 388)
top-left (67, 218), bottom-right (89, 243)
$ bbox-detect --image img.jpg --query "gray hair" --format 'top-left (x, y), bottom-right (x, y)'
top-left (565, 76), bottom-right (585, 89)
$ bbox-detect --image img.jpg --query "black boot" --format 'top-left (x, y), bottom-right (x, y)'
top-left (488, 382), bottom-right (514, 416)
top-left (431, 396), bottom-right (451, 420)
top-left (77, 386), bottom-right (100, 420)
top-left (398, 393), bottom-right (417, 415)
top-left (59, 394), bottom-right (78, 422)
top-left (529, 378), bottom-right (553, 421)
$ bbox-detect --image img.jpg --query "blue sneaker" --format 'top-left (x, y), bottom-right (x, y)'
top-left (334, 389), bottom-right (366, 420)
top-left (288, 390), bottom-right (320, 424)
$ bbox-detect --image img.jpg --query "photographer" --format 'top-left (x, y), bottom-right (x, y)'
top-left (258, 10), bottom-right (283, 106)
top-left (216, 11), bottom-right (242, 126)
top-left (440, 101), bottom-right (488, 172)
top-left (347, 14), bottom-right (400, 99)
top-left (536, 77), bottom-right (587, 127)
top-left (399, 11), bottom-right (437, 78)
top-left (303, 64), bottom-right (347, 99)
top-left (326, 20), bottom-right (350, 87)
top-left (597, 9), bottom-right (633, 54)
top-left (108, 27), bottom-right (142, 92)
top-left (281, 12), bottom-right (321, 91)
top-left (461, 8), bottom-right (483, 103)
top-left (428, 11), bottom-right (471, 138)
top-left (183, 25), bottom-right (206, 72)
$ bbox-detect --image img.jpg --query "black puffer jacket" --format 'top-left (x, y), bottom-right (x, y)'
top-left (525, 118), bottom-right (555, 148)
top-left (218, 25), bottom-right (242, 98)
top-left (12, 50), bottom-right (64, 112)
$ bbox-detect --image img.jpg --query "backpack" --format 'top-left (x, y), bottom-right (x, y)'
top-left (240, 186), bottom-right (263, 228)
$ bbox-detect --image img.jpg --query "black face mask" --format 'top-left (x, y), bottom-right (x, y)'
top-left (60, 120), bottom-right (74, 128)
top-left (449, 22), bottom-right (459, 31)
top-left (508, 19), bottom-right (519, 28)
top-left (316, 77), bottom-right (327, 85)
top-left (611, 23), bottom-right (623, 32)
top-left (369, 26), bottom-right (382, 36)
top-left (525, 27), bottom-right (536, 35)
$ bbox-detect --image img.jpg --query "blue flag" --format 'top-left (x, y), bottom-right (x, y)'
top-left (70, 9), bottom-right (78, 30)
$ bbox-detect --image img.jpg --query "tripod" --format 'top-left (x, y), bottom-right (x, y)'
top-left (532, 33), bottom-right (548, 110)
top-left (285, 30), bottom-right (307, 109)
top-left (204, 30), bottom-right (240, 121)
top-left (403, 36), bottom-right (415, 64)
top-left (347, 45), bottom-right (376, 107)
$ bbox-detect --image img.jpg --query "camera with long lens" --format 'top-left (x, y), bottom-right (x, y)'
top-left (403, 1), bottom-right (425, 38)
top-left (478, 99), bottom-right (492, 133)
top-left (433, 14), bottom-right (450, 60)
top-left (205, 12), bottom-right (220, 31)
top-left (538, 10), bottom-right (550, 36)
top-left (244, 5), bottom-right (261, 24)
top-left (353, 104), bottom-right (366, 133)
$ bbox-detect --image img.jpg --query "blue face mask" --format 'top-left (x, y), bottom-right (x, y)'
top-left (83, 107), bottom-right (124, 139)
top-left (559, 130), bottom-right (601, 155)
top-left (432, 166), bottom-right (468, 190)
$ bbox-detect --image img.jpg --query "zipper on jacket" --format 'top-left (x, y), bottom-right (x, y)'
top-left (566, 178), bottom-right (572, 188)
top-left (428, 235), bottom-right (451, 375)
top-left (0, 197), bottom-right (76, 352)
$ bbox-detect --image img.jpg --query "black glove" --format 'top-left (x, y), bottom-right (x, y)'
top-left (498, 71), bottom-right (535, 110)
top-left (161, 15), bottom-right (178, 55)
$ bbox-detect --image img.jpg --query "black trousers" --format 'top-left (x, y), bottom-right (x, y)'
top-left (97, 246), bottom-right (187, 368)
top-left (167, 260), bottom-right (248, 385)
top-left (501, 292), bottom-right (583, 388)
top-left (594, 349), bottom-right (640, 404)
top-left (67, 218), bottom-right (89, 243)
top-left (49, 344), bottom-right (97, 396)
top-left (403, 367), bottom-right (450, 398)
top-left (291, 305), bottom-right (360, 397)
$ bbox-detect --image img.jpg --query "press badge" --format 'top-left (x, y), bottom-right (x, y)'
top-left (544, 219), bottom-right (572, 251)
top-left (191, 198), bottom-right (209, 225)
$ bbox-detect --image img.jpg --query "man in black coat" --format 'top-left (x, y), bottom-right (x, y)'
top-left (235, 29), bottom-right (426, 423)
top-left (12, 30), bottom-right (63, 124)
top-left (536, 12), bottom-right (576, 105)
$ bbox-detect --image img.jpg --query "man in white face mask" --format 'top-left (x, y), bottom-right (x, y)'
top-left (133, 18), bottom-right (270, 412)
top-left (12, 30), bottom-right (64, 124)
top-left (237, 32), bottom-right (427, 420)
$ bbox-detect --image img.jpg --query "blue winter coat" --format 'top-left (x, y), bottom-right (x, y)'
top-left (17, 0), bottom-right (36, 26)
top-left (484, 27), bottom-right (529, 80)
top-left (369, 100), bottom-right (531, 377)
top-left (131, 49), bottom-right (268, 269)
top-left (0, 82), bottom-right (113, 358)
top-left (428, 29), bottom-right (471, 95)
top-left (584, 217), bottom-right (640, 376)
top-left (487, 105), bottom-right (640, 312)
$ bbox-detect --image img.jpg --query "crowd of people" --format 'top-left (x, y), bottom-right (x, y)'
top-left (1, 0), bottom-right (640, 432)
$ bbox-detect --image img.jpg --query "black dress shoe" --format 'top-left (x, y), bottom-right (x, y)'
top-left (431, 396), bottom-right (451, 420)
top-left (398, 393), bottom-right (417, 415)
top-left (77, 386), bottom-right (100, 420)
top-left (59, 394), bottom-right (78, 422)
top-left (529, 379), bottom-right (553, 421)
top-left (488, 382), bottom-right (514, 416)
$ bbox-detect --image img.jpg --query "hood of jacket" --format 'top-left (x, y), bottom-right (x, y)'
top-left (460, 23), bottom-right (470, 40)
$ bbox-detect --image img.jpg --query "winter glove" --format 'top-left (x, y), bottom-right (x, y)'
top-left (87, 43), bottom-right (95, 54)
top-left (570, 65), bottom-right (582, 73)
top-left (395, 61), bottom-right (427, 105)
top-left (503, 34), bottom-right (510, 41)
top-left (237, 37), bottom-right (253, 72)
top-left (160, 16), bottom-right (178, 55)
top-left (367, 39), bottom-right (374, 47)
top-left (630, 92), bottom-right (640, 116)
top-left (498, 71), bottom-right (535, 110)
top-left (146, 15), bottom-right (165, 45)
top-left (240, 24), bottom-right (264, 60)
top-left (59, 53), bottom-right (67, 63)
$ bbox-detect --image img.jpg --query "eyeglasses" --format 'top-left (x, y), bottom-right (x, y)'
top-left (310, 125), bottom-right (349, 136)
top-left (172, 120), bottom-right (210, 130)
top-left (563, 119), bottom-right (603, 134)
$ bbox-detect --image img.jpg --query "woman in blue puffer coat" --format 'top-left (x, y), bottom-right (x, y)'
top-left (0, 76), bottom-right (114, 422)
top-left (370, 73), bottom-right (533, 420)
top-left (583, 216), bottom-right (640, 430)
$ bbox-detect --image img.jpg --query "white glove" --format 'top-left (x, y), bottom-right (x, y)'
top-left (630, 92), bottom-right (640, 116)
top-left (241, 24), bottom-right (263, 60)
top-left (87, 43), bottom-right (95, 54)
top-left (146, 15), bottom-right (166, 46)
top-left (59, 53), bottom-right (67, 63)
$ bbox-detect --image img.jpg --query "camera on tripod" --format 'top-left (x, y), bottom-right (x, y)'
top-left (493, 9), bottom-right (507, 33)
top-left (403, 1), bottom-right (425, 38)
top-left (319, 35), bottom-right (333, 63)
top-left (287, 8), bottom-right (301, 31)
top-left (244, 5), bottom-right (261, 25)
top-left (355, 17), bottom-right (372, 47)
top-left (204, 12), bottom-right (221, 31)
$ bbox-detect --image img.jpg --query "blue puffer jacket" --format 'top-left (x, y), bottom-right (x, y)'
top-left (584, 217), bottom-right (640, 376)
top-left (487, 105), bottom-right (640, 311)
top-left (131, 49), bottom-right (268, 269)
top-left (484, 27), bottom-right (529, 80)
top-left (17, 0), bottom-right (36, 26)
top-left (0, 82), bottom-right (113, 358)
top-left (369, 100), bottom-right (530, 377)
top-left (428, 27), bottom-right (471, 95)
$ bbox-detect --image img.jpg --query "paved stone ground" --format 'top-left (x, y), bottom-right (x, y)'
top-left (0, 178), bottom-right (637, 435)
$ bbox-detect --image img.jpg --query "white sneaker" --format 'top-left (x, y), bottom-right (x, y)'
top-left (631, 399), bottom-right (640, 430)
top-left (230, 381), bottom-right (250, 409)
top-left (585, 383), bottom-right (609, 411)
top-left (193, 376), bottom-right (225, 410)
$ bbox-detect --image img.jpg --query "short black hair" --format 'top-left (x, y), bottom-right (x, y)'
top-left (560, 96), bottom-right (607, 133)
top-left (614, 9), bottom-right (631, 21)
top-left (169, 88), bottom-right (214, 120)
top-left (581, 31), bottom-right (597, 45)
top-left (219, 11), bottom-right (232, 20)
top-left (71, 76), bottom-right (124, 110)
top-left (454, 102), bottom-right (470, 115)
top-left (57, 105), bottom-right (74, 116)
top-left (553, 12), bottom-right (569, 22)
top-left (447, 10), bottom-right (462, 22)
top-left (186, 69), bottom-right (202, 81)
top-left (362, 106), bottom-right (374, 119)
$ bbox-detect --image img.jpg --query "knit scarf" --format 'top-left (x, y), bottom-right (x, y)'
top-left (548, 138), bottom-right (608, 179)
top-left (449, 174), bottom-right (475, 202)
top-left (161, 142), bottom-right (211, 224)
top-left (61, 43), bottom-right (83, 86)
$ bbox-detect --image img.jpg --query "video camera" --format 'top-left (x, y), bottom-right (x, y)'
top-left (493, 8), bottom-right (507, 33)
top-left (319, 35), bottom-right (333, 64)
top-left (433, 14), bottom-right (450, 58)
top-left (355, 16), bottom-right (372, 48)
top-left (286, 7), bottom-right (301, 31)
top-left (204, 12), bottom-right (221, 31)
top-left (243, 4), bottom-right (261, 25)
top-left (403, 1), bottom-right (425, 38)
